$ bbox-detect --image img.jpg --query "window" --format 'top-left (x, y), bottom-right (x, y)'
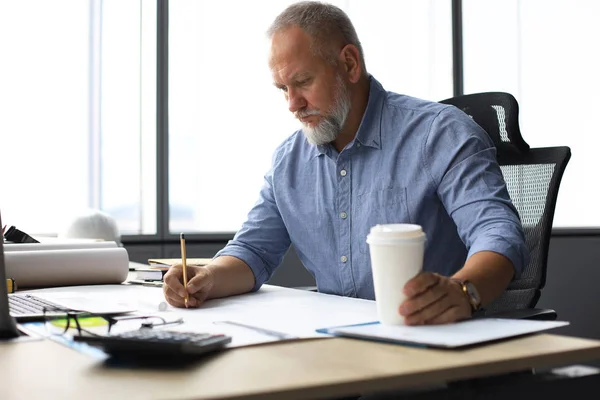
top-left (168, 0), bottom-right (452, 233)
top-left (101, 0), bottom-right (157, 235)
top-left (1, 1), bottom-right (462, 237)
top-left (0, 0), bottom-right (156, 235)
top-left (463, 0), bottom-right (600, 227)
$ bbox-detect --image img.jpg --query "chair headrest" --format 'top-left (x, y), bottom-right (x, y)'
top-left (439, 92), bottom-right (530, 153)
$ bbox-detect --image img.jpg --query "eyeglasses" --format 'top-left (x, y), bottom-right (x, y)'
top-left (42, 307), bottom-right (183, 337)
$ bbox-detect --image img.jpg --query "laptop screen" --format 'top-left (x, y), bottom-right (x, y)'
top-left (0, 212), bottom-right (20, 338)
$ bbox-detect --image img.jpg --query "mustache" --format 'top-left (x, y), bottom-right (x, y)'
top-left (295, 109), bottom-right (321, 119)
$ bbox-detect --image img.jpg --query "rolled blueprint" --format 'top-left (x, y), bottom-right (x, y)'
top-left (4, 247), bottom-right (129, 288)
top-left (3, 241), bottom-right (118, 252)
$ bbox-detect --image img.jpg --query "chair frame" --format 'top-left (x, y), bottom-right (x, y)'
top-left (440, 92), bottom-right (571, 318)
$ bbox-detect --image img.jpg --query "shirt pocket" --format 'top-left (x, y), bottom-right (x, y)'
top-left (355, 186), bottom-right (411, 255)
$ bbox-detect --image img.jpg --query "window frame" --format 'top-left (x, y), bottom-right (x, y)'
top-left (124, 0), bottom-right (600, 244)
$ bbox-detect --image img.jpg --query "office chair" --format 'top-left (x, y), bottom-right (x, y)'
top-left (439, 92), bottom-right (571, 320)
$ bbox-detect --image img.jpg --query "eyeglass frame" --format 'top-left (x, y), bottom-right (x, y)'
top-left (42, 307), bottom-right (183, 337)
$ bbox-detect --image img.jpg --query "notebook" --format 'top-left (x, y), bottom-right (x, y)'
top-left (317, 318), bottom-right (570, 348)
top-left (147, 257), bottom-right (211, 269)
top-left (130, 267), bottom-right (165, 281)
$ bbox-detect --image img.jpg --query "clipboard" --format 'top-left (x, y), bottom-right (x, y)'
top-left (317, 318), bottom-right (570, 348)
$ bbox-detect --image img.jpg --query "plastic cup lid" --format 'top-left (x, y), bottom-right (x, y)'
top-left (367, 224), bottom-right (425, 240)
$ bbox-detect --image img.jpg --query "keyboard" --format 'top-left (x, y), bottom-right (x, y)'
top-left (73, 329), bottom-right (232, 357)
top-left (8, 294), bottom-right (64, 321)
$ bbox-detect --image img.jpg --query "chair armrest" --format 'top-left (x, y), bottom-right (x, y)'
top-left (293, 286), bottom-right (318, 292)
top-left (485, 308), bottom-right (558, 321)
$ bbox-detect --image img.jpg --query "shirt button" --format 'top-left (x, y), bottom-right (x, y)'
top-left (340, 255), bottom-right (348, 263)
top-left (340, 211), bottom-right (347, 219)
top-left (340, 169), bottom-right (347, 177)
top-left (357, 143), bottom-right (361, 148)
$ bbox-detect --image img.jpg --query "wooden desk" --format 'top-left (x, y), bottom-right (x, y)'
top-left (2, 332), bottom-right (600, 400)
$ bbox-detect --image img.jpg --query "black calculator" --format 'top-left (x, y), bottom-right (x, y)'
top-left (73, 329), bottom-right (232, 358)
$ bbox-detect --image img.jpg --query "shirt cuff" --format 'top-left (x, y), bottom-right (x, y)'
top-left (214, 244), bottom-right (271, 292)
top-left (467, 235), bottom-right (528, 280)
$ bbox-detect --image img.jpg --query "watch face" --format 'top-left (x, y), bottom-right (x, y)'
top-left (465, 281), bottom-right (481, 305)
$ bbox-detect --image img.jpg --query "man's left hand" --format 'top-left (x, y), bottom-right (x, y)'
top-left (399, 272), bottom-right (471, 325)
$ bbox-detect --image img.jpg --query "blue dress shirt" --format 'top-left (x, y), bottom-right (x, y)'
top-left (216, 76), bottom-right (529, 300)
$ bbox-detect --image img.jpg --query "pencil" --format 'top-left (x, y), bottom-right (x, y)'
top-left (180, 233), bottom-right (189, 308)
top-left (6, 278), bottom-right (16, 294)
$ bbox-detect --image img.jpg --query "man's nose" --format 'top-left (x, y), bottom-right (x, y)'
top-left (287, 88), bottom-right (306, 113)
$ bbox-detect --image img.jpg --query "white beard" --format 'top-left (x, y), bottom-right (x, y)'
top-left (300, 75), bottom-right (351, 146)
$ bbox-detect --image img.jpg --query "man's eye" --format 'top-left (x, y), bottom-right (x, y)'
top-left (279, 86), bottom-right (288, 93)
top-left (298, 79), bottom-right (310, 86)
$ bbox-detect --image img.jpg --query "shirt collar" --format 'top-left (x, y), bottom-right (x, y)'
top-left (310, 75), bottom-right (385, 159)
top-left (354, 75), bottom-right (385, 150)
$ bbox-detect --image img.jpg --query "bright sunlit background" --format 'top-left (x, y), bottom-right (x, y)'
top-left (1, 0), bottom-right (598, 236)
top-left (167, 0), bottom-right (452, 233)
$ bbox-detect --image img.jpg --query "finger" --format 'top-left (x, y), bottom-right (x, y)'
top-left (186, 268), bottom-right (211, 294)
top-left (404, 294), bottom-right (451, 325)
top-left (403, 272), bottom-right (440, 297)
top-left (163, 285), bottom-right (187, 308)
top-left (163, 266), bottom-right (188, 298)
top-left (424, 305), bottom-right (464, 325)
top-left (162, 265), bottom-right (192, 308)
top-left (175, 287), bottom-right (209, 308)
top-left (407, 278), bottom-right (474, 325)
top-left (399, 282), bottom-right (446, 317)
top-left (191, 288), bottom-right (211, 307)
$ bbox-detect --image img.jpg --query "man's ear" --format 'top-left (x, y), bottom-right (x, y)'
top-left (339, 44), bottom-right (361, 83)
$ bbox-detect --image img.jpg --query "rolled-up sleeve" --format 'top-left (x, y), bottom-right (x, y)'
top-left (423, 107), bottom-right (529, 278)
top-left (215, 152), bottom-right (291, 291)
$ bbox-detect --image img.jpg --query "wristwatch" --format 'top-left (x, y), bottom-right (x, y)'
top-left (453, 279), bottom-right (481, 313)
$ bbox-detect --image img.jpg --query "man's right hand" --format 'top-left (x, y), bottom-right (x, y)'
top-left (163, 264), bottom-right (215, 308)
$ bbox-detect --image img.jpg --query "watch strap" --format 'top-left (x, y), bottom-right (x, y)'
top-left (452, 279), bottom-right (481, 313)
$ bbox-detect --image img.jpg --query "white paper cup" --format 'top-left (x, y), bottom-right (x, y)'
top-left (367, 224), bottom-right (426, 325)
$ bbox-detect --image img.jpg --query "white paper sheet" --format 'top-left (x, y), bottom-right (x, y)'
top-left (324, 318), bottom-right (570, 348)
top-left (28, 289), bottom-right (138, 315)
top-left (160, 285), bottom-right (378, 339)
top-left (21, 284), bottom-right (379, 348)
top-left (19, 284), bottom-right (570, 350)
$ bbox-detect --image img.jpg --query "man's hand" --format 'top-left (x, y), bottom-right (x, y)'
top-left (163, 264), bottom-right (215, 308)
top-left (399, 272), bottom-right (471, 325)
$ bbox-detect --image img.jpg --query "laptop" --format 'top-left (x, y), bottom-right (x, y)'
top-left (8, 290), bottom-right (138, 322)
top-left (1, 213), bottom-right (21, 338)
top-left (1, 213), bottom-right (136, 323)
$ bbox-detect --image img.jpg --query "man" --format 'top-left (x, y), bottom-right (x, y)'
top-left (163, 1), bottom-right (528, 325)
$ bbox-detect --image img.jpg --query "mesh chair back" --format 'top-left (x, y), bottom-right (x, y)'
top-left (439, 92), bottom-right (571, 313)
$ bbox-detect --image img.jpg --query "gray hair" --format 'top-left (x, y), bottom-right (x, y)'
top-left (267, 1), bottom-right (367, 74)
